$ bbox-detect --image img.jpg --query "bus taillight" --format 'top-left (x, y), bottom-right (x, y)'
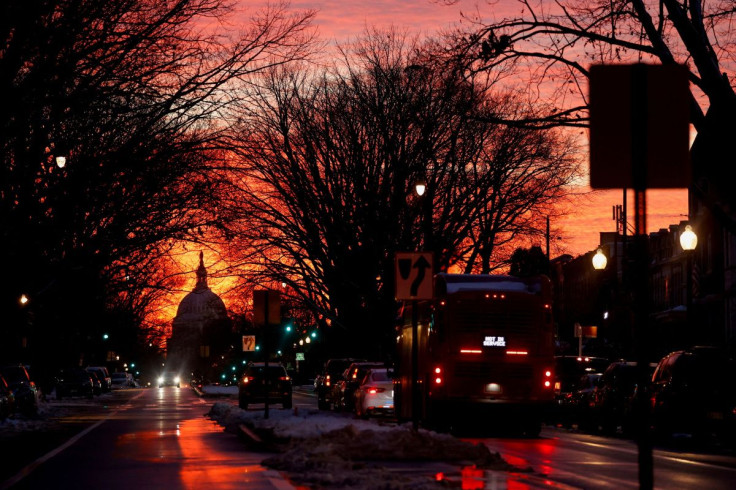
top-left (434, 366), bottom-right (443, 385)
top-left (543, 369), bottom-right (553, 388)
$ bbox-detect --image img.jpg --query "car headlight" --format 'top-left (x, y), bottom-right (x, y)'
top-left (174, 376), bottom-right (180, 384)
top-left (158, 376), bottom-right (164, 384)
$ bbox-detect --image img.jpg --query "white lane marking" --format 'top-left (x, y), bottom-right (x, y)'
top-left (0, 391), bottom-right (146, 490)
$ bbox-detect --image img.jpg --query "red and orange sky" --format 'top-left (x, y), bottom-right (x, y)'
top-left (232, 0), bottom-right (688, 258)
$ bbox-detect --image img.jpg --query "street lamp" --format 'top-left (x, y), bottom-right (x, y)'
top-left (679, 224), bottom-right (698, 332)
top-left (55, 156), bottom-right (67, 168)
top-left (414, 180), bottom-right (426, 197)
top-left (679, 225), bottom-right (697, 251)
top-left (592, 248), bottom-right (608, 270)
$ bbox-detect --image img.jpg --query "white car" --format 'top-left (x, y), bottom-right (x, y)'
top-left (158, 373), bottom-right (181, 388)
top-left (353, 368), bottom-right (394, 419)
top-left (110, 372), bottom-right (134, 389)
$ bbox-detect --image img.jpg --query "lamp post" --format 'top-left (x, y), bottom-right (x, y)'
top-left (410, 180), bottom-right (427, 431)
top-left (679, 225), bottom-right (697, 334)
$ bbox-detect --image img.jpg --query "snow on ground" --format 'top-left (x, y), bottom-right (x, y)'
top-left (207, 402), bottom-right (517, 489)
top-left (199, 384), bottom-right (238, 396)
top-left (0, 391), bottom-right (105, 434)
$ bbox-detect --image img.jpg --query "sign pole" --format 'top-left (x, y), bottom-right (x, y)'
top-left (630, 64), bottom-right (653, 490)
top-left (264, 290), bottom-right (270, 420)
top-left (411, 299), bottom-right (419, 431)
top-left (254, 289), bottom-right (281, 420)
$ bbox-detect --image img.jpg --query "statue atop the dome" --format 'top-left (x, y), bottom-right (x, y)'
top-left (194, 251), bottom-right (208, 291)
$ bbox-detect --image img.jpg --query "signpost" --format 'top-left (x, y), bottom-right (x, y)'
top-left (395, 252), bottom-right (434, 430)
top-left (253, 289), bottom-right (280, 419)
top-left (589, 63), bottom-right (690, 490)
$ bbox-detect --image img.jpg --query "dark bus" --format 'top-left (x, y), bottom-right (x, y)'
top-left (395, 273), bottom-right (555, 435)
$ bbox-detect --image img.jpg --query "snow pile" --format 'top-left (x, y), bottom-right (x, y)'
top-left (207, 402), bottom-right (513, 489)
top-left (199, 384), bottom-right (238, 396)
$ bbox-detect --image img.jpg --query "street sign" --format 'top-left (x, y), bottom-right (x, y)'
top-left (295, 352), bottom-right (305, 361)
top-left (395, 252), bottom-right (434, 300)
top-left (574, 323), bottom-right (598, 338)
top-left (253, 289), bottom-right (280, 326)
top-left (242, 335), bottom-right (256, 352)
top-left (589, 63), bottom-right (690, 189)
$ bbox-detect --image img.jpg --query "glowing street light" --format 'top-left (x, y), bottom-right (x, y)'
top-left (414, 180), bottom-right (426, 197)
top-left (679, 225), bottom-right (697, 251)
top-left (592, 248), bottom-right (608, 270)
top-left (19, 294), bottom-right (29, 306)
top-left (55, 156), bottom-right (67, 168)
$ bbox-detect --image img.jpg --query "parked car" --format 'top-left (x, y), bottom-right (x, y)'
top-left (353, 368), bottom-right (395, 419)
top-left (86, 366), bottom-right (112, 392)
top-left (0, 374), bottom-right (15, 420)
top-left (158, 372), bottom-right (181, 388)
top-left (588, 360), bottom-right (657, 435)
top-left (0, 364), bottom-right (39, 415)
top-left (314, 358), bottom-right (366, 410)
top-left (54, 368), bottom-right (95, 400)
top-left (650, 346), bottom-right (736, 441)
top-left (330, 361), bottom-right (386, 411)
top-left (238, 362), bottom-right (292, 409)
top-left (567, 372), bottom-right (603, 430)
top-left (111, 372), bottom-right (135, 389)
top-left (87, 369), bottom-right (104, 395)
top-left (550, 356), bottom-right (611, 426)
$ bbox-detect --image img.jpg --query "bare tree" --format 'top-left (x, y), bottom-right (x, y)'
top-left (219, 29), bottom-right (578, 357)
top-left (0, 0), bottom-right (316, 366)
top-left (447, 0), bottom-right (736, 228)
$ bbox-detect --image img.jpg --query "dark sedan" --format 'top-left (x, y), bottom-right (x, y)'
top-left (0, 365), bottom-right (39, 415)
top-left (55, 368), bottom-right (95, 400)
top-left (238, 362), bottom-right (292, 409)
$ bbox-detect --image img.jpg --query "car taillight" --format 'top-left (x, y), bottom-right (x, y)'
top-left (367, 387), bottom-right (385, 394)
top-left (326, 375), bottom-right (331, 387)
top-left (434, 366), bottom-right (443, 385)
top-left (242, 376), bottom-right (254, 384)
top-left (279, 376), bottom-right (290, 381)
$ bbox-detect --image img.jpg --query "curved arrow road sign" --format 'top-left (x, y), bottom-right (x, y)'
top-left (395, 252), bottom-right (434, 300)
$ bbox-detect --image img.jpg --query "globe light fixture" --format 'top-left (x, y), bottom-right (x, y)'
top-left (680, 225), bottom-right (698, 251)
top-left (55, 156), bottom-right (67, 168)
top-left (592, 248), bottom-right (607, 270)
top-left (415, 180), bottom-right (426, 197)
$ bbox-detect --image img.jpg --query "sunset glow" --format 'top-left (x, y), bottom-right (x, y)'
top-left (155, 0), bottom-right (689, 329)
top-left (236, 0), bottom-right (689, 257)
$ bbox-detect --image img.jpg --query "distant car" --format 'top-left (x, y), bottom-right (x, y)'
top-left (0, 374), bottom-right (15, 420)
top-left (650, 346), bottom-right (736, 441)
top-left (330, 361), bottom-right (385, 411)
top-left (54, 368), bottom-right (95, 400)
top-left (158, 372), bottom-right (181, 388)
top-left (238, 362), bottom-right (292, 409)
top-left (86, 366), bottom-right (112, 392)
top-left (0, 365), bottom-right (39, 415)
top-left (314, 358), bottom-right (366, 410)
top-left (111, 372), bottom-right (134, 389)
top-left (353, 368), bottom-right (395, 419)
top-left (550, 355), bottom-right (611, 426)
